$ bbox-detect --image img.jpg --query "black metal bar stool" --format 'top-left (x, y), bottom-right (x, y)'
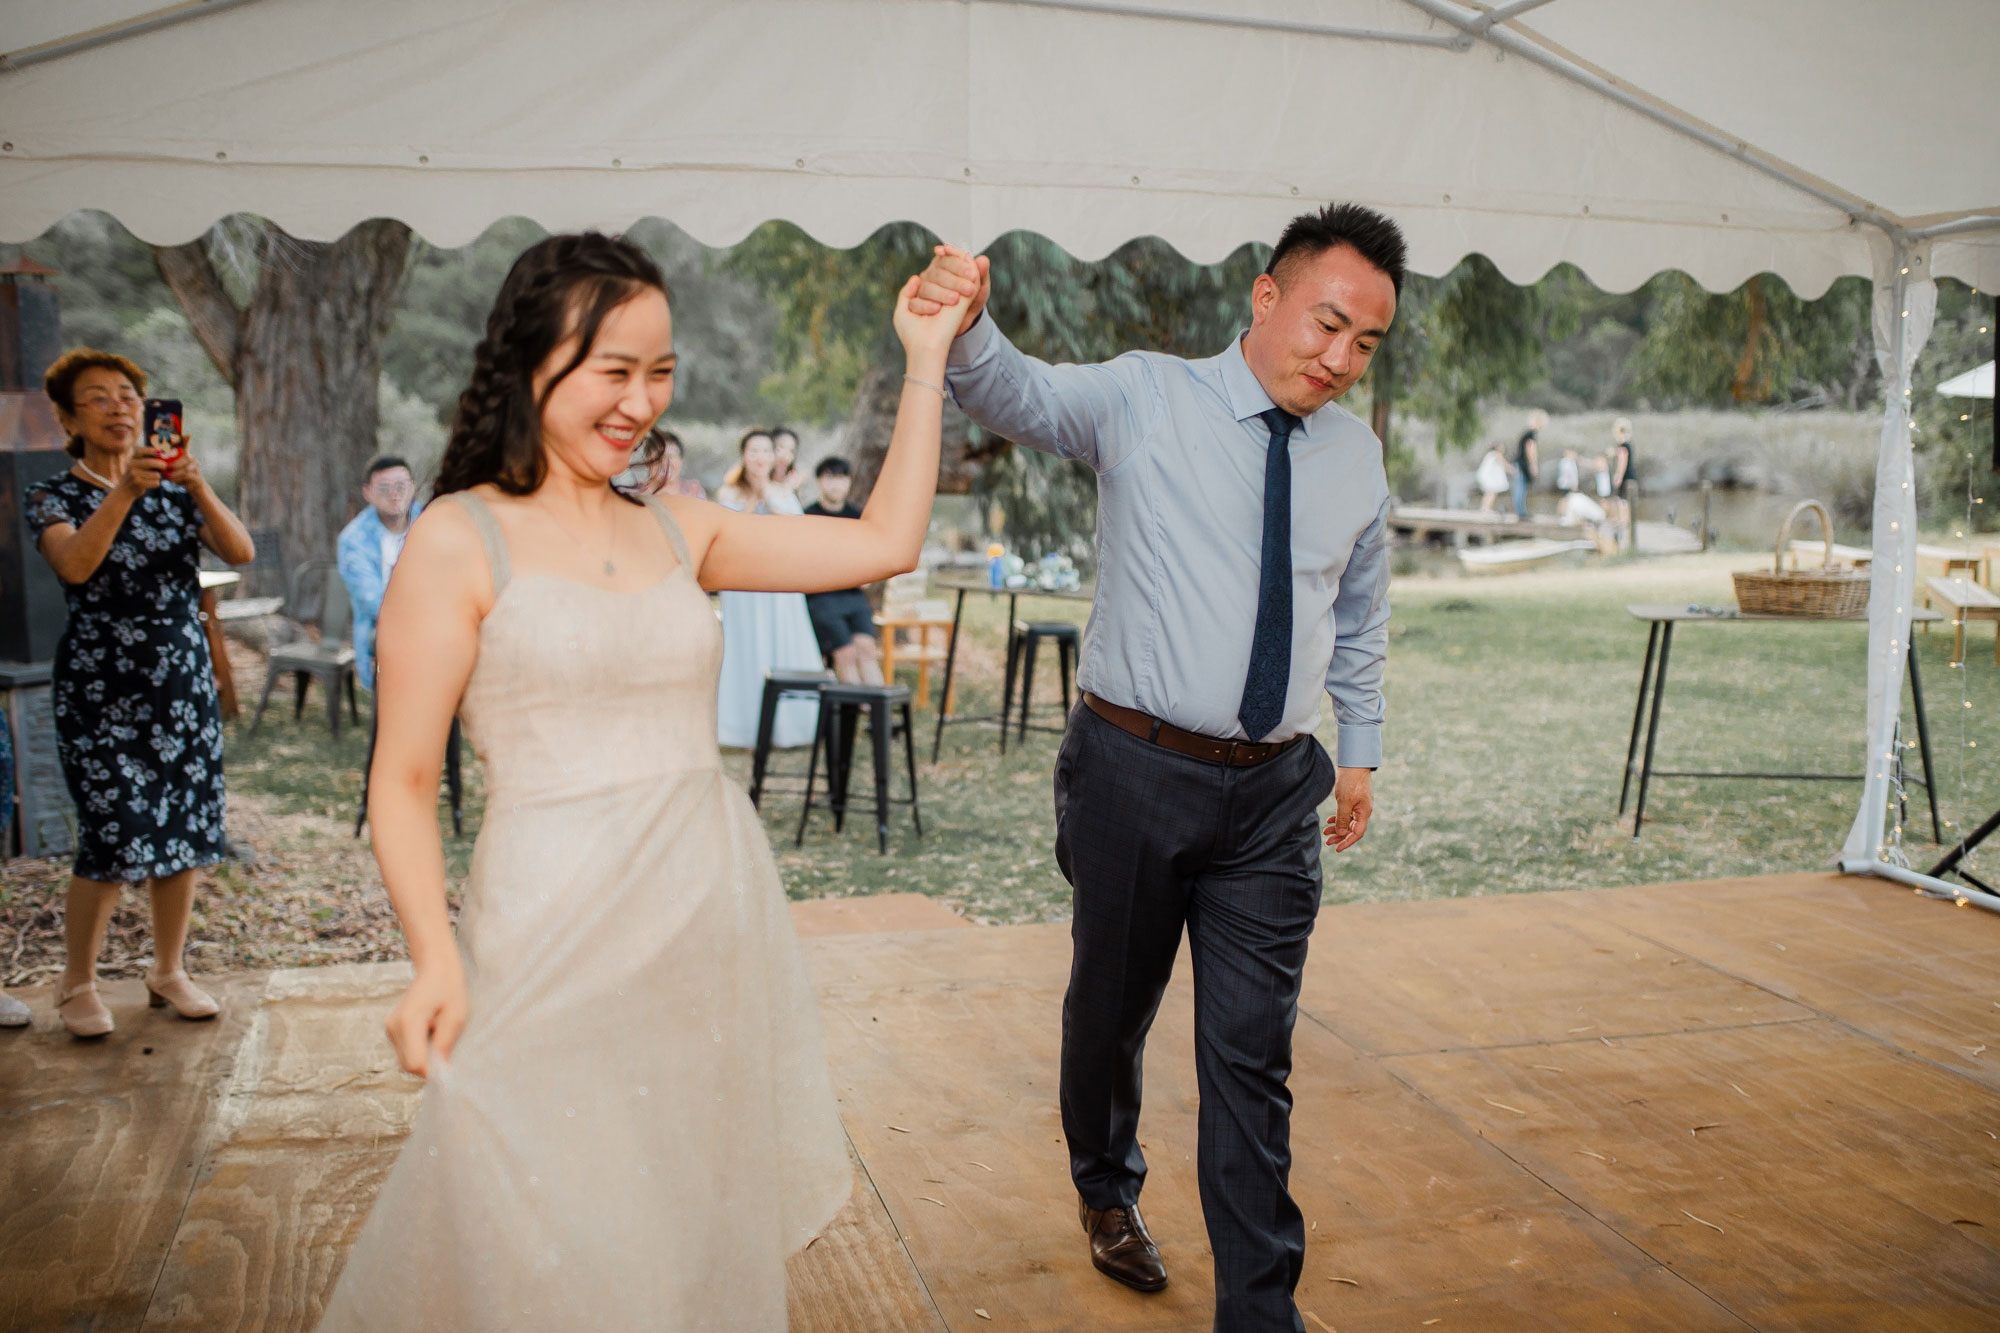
top-left (795, 682), bottom-right (921, 854)
top-left (1000, 620), bottom-right (1079, 752)
top-left (749, 668), bottom-right (835, 809)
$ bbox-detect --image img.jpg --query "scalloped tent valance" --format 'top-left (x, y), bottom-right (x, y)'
top-left (1, 0), bottom-right (1994, 295)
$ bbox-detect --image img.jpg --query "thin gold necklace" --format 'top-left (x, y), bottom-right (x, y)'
top-left (538, 493), bottom-right (620, 577)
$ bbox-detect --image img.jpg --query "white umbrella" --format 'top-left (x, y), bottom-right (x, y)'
top-left (1938, 361), bottom-right (1995, 400)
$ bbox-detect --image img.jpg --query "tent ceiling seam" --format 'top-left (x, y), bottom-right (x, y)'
top-left (956, 0), bottom-right (1464, 50)
top-left (0, 0), bottom-right (266, 74)
top-left (1397, 0), bottom-right (1916, 241)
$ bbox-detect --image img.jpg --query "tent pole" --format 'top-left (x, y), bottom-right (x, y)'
top-left (959, 0), bottom-right (1465, 49)
top-left (0, 0), bottom-right (267, 73)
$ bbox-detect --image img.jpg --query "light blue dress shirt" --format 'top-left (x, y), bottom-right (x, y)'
top-left (945, 314), bottom-right (1391, 768)
top-left (336, 501), bottom-right (420, 690)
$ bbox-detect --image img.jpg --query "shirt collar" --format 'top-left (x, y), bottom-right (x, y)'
top-left (1221, 333), bottom-right (1315, 440)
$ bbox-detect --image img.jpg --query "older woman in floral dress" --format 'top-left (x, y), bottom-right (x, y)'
top-left (27, 348), bottom-right (255, 1038)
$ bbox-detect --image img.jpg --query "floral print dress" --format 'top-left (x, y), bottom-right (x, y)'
top-left (24, 473), bottom-right (226, 882)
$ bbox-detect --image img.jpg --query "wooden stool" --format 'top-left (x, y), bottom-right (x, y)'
top-left (876, 598), bottom-right (957, 711)
top-left (796, 682), bottom-right (921, 854)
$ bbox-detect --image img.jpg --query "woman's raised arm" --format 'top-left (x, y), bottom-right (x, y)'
top-left (676, 275), bottom-right (960, 594)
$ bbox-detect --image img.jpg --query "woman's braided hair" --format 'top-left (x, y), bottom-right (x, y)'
top-left (434, 232), bottom-right (668, 498)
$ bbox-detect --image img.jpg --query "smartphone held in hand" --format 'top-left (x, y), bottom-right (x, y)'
top-left (143, 398), bottom-right (184, 463)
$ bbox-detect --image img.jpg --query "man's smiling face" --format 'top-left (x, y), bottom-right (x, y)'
top-left (1242, 243), bottom-right (1398, 418)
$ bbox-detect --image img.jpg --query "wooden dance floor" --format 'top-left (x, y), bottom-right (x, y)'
top-left (3, 872), bottom-right (1998, 1330)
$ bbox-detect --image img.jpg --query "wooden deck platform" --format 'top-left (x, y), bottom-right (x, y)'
top-left (1391, 506), bottom-right (1701, 556)
top-left (3, 875), bottom-right (1997, 1331)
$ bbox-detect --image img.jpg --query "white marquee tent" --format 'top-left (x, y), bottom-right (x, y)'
top-left (3, 0), bottom-right (1997, 898)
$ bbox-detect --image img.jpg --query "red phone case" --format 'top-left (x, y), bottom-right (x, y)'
top-left (144, 399), bottom-right (184, 463)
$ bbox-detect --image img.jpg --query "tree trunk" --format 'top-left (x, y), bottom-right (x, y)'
top-left (1731, 274), bottom-right (1768, 403)
top-left (156, 220), bottom-right (413, 595)
top-left (1368, 336), bottom-right (1397, 454)
top-left (843, 364), bottom-right (995, 507)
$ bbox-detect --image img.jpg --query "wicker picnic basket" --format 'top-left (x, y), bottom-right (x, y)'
top-left (1732, 499), bottom-right (1869, 618)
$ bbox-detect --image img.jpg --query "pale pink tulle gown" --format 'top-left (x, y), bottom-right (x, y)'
top-left (321, 492), bottom-right (852, 1331)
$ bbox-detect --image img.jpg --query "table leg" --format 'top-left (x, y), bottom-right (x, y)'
top-left (931, 589), bottom-right (969, 763)
top-left (1907, 640), bottom-right (1942, 842)
top-left (1632, 622), bottom-right (1674, 837)
top-left (1618, 620), bottom-right (1661, 815)
top-left (199, 588), bottom-right (238, 720)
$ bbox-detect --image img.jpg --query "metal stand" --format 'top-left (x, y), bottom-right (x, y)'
top-left (1620, 621), bottom-right (1939, 840)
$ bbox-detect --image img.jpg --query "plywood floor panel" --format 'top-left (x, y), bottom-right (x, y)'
top-left (6, 873), bottom-right (1998, 1331)
top-left (1384, 1019), bottom-right (2000, 1330)
top-left (1305, 892), bottom-right (1812, 1056)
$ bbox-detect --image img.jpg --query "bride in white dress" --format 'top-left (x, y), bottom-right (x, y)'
top-left (320, 232), bottom-right (958, 1330)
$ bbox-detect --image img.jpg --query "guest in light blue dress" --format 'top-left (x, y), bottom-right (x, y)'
top-left (715, 429), bottom-right (824, 748)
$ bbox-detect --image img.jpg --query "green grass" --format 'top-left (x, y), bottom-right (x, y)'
top-left (219, 556), bottom-right (2000, 928)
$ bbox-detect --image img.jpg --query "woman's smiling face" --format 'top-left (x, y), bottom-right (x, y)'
top-left (532, 289), bottom-right (677, 486)
top-left (63, 366), bottom-right (144, 455)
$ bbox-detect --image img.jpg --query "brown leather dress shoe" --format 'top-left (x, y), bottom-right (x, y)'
top-left (1080, 1198), bottom-right (1168, 1292)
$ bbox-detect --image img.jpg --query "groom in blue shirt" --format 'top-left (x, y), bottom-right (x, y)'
top-left (914, 203), bottom-right (1401, 1333)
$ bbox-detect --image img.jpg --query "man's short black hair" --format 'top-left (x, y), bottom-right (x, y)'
top-left (815, 456), bottom-right (853, 479)
top-left (1265, 202), bottom-right (1407, 298)
top-left (365, 455), bottom-right (411, 482)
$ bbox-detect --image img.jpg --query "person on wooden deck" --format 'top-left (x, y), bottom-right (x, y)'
top-left (911, 202), bottom-right (1397, 1333)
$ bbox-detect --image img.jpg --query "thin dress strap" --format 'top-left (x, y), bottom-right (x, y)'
top-left (448, 491), bottom-right (512, 598)
top-left (637, 493), bottom-right (695, 572)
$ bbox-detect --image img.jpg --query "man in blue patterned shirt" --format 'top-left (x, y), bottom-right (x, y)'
top-left (336, 456), bottom-right (420, 690)
top-left (912, 203), bottom-right (1401, 1333)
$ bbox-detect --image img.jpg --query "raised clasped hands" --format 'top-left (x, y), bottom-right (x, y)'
top-left (1323, 766), bottom-right (1373, 852)
top-left (892, 263), bottom-right (968, 371)
top-left (908, 244), bottom-right (992, 338)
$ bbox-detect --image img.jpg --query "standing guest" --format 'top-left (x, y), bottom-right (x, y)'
top-left (1556, 445), bottom-right (1582, 496)
top-left (635, 427), bottom-right (706, 498)
top-left (1609, 416), bottom-right (1637, 537)
top-left (715, 429), bottom-right (823, 747)
top-left (1511, 408), bottom-right (1546, 519)
top-left (336, 455), bottom-right (421, 691)
top-left (26, 348), bottom-right (256, 1039)
top-left (802, 457), bottom-right (884, 684)
top-left (770, 424), bottom-right (806, 495)
top-left (1474, 440), bottom-right (1512, 513)
top-left (913, 201), bottom-right (1397, 1331)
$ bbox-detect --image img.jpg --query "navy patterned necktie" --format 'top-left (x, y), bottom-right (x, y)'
top-left (1238, 407), bottom-right (1302, 741)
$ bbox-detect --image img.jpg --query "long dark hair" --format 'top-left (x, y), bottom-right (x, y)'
top-left (434, 233), bottom-right (668, 497)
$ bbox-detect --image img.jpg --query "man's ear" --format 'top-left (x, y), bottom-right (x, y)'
top-left (1249, 272), bottom-right (1280, 326)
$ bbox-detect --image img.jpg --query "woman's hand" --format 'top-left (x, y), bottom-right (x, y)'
top-left (385, 957), bottom-right (469, 1078)
top-left (892, 271), bottom-right (964, 375)
top-left (115, 451), bottom-right (168, 501)
top-left (164, 437), bottom-right (206, 494)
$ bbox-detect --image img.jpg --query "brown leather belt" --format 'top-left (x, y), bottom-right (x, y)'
top-left (1082, 692), bottom-right (1305, 768)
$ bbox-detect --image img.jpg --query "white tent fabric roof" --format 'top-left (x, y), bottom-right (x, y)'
top-left (1, 0), bottom-right (1993, 295)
